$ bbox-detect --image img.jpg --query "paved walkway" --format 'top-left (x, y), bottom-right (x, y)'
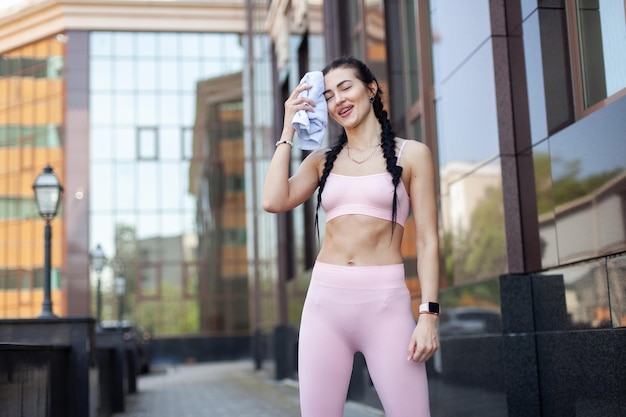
top-left (113, 360), bottom-right (385, 417)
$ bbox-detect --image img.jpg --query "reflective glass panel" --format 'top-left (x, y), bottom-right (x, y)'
top-left (90, 32), bottom-right (112, 56)
top-left (91, 163), bottom-right (114, 211)
top-left (440, 159), bottom-right (507, 284)
top-left (137, 94), bottom-right (158, 125)
top-left (115, 163), bottom-right (136, 211)
top-left (90, 93), bottom-right (113, 125)
top-left (90, 58), bottom-right (112, 91)
top-left (435, 41), bottom-right (499, 167)
top-left (523, 11), bottom-right (549, 143)
top-left (160, 127), bottom-right (182, 160)
top-left (538, 259), bottom-right (610, 329)
top-left (181, 33), bottom-right (201, 58)
top-left (550, 96), bottom-right (626, 263)
top-left (137, 213), bottom-right (159, 240)
top-left (113, 60), bottom-right (134, 91)
top-left (576, 0), bottom-right (626, 108)
top-left (158, 60), bottom-right (179, 92)
top-left (159, 162), bottom-right (182, 210)
top-left (136, 33), bottom-right (158, 58)
top-left (137, 60), bottom-right (158, 91)
top-left (137, 162), bottom-right (159, 210)
top-left (532, 140), bottom-right (559, 268)
top-left (114, 128), bottom-right (136, 160)
top-left (430, 0), bottom-right (491, 84)
top-left (159, 33), bottom-right (179, 58)
top-left (159, 94), bottom-right (180, 125)
top-left (161, 213), bottom-right (183, 238)
top-left (113, 32), bottom-right (135, 57)
top-left (607, 254), bottom-right (626, 327)
top-left (114, 93), bottom-right (136, 125)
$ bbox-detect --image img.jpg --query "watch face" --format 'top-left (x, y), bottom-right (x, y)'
top-left (428, 302), bottom-right (440, 314)
top-left (420, 302), bottom-right (440, 314)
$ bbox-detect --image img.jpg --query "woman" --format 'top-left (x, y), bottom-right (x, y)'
top-left (263, 56), bottom-right (439, 417)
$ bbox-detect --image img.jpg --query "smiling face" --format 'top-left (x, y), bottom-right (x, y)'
top-left (323, 66), bottom-right (377, 130)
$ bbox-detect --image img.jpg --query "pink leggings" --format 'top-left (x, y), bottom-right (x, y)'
top-left (298, 261), bottom-right (431, 417)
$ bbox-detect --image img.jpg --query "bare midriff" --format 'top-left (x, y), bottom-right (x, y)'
top-left (316, 214), bottom-right (404, 266)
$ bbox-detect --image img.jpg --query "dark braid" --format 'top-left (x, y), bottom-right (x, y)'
top-left (316, 56), bottom-right (403, 238)
top-left (373, 94), bottom-right (402, 236)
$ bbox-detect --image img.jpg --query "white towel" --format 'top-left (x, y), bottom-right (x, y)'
top-left (291, 71), bottom-right (328, 150)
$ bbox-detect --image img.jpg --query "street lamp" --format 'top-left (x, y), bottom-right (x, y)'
top-left (114, 277), bottom-right (126, 330)
top-left (89, 244), bottom-right (107, 328)
top-left (32, 164), bottom-right (64, 318)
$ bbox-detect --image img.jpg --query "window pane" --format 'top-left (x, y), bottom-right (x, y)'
top-left (114, 94), bottom-right (136, 125)
top-left (113, 32), bottom-right (135, 58)
top-left (159, 61), bottom-right (179, 92)
top-left (159, 162), bottom-right (181, 210)
top-left (137, 213), bottom-right (159, 239)
top-left (90, 93), bottom-right (112, 125)
top-left (159, 94), bottom-right (180, 125)
top-left (159, 33), bottom-right (179, 58)
top-left (160, 127), bottom-right (182, 160)
top-left (577, 0), bottom-right (626, 108)
top-left (181, 61), bottom-right (202, 92)
top-left (91, 128), bottom-right (113, 160)
top-left (181, 93), bottom-right (196, 125)
top-left (136, 32), bottom-right (157, 58)
top-left (180, 33), bottom-right (201, 58)
top-left (138, 127), bottom-right (158, 159)
top-left (113, 60), bottom-right (134, 91)
top-left (184, 263), bottom-right (199, 297)
top-left (90, 32), bottom-right (112, 56)
top-left (137, 94), bottom-right (158, 125)
top-left (114, 128), bottom-right (136, 160)
top-left (91, 163), bottom-right (114, 211)
top-left (137, 60), bottom-right (157, 91)
top-left (138, 162), bottom-right (158, 210)
top-left (161, 213), bottom-right (183, 237)
top-left (116, 163), bottom-right (136, 211)
top-left (140, 265), bottom-right (159, 297)
top-left (90, 58), bottom-right (112, 91)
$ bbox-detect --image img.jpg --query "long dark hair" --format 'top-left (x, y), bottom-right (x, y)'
top-left (315, 56), bottom-right (402, 237)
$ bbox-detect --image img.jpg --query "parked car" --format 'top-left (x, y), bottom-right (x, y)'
top-left (438, 306), bottom-right (502, 337)
top-left (100, 320), bottom-right (151, 374)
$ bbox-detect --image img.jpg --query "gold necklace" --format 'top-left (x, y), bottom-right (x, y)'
top-left (346, 144), bottom-right (379, 164)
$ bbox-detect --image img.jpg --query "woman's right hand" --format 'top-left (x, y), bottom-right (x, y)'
top-left (282, 81), bottom-right (315, 132)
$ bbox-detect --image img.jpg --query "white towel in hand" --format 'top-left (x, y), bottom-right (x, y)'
top-left (291, 71), bottom-right (328, 150)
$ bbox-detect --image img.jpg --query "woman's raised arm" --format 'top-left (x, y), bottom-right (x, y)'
top-left (262, 82), bottom-right (324, 213)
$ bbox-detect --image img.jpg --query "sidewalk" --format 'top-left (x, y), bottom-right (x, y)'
top-left (113, 360), bottom-right (385, 417)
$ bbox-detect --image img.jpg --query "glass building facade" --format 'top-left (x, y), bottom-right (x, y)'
top-left (0, 37), bottom-right (66, 317)
top-left (88, 31), bottom-right (248, 335)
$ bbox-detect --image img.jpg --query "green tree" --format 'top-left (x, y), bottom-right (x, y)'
top-left (453, 186), bottom-right (507, 284)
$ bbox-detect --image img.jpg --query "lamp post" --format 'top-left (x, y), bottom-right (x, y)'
top-left (114, 277), bottom-right (126, 331)
top-left (32, 165), bottom-right (64, 318)
top-left (89, 244), bottom-right (107, 329)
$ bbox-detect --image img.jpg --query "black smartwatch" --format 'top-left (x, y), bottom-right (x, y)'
top-left (419, 302), bottom-right (440, 315)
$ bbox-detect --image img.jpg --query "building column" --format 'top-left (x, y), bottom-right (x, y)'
top-left (64, 30), bottom-right (91, 316)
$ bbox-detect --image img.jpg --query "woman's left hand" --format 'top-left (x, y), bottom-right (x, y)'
top-left (407, 314), bottom-right (439, 362)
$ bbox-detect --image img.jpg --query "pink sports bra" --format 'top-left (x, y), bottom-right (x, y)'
top-left (321, 140), bottom-right (410, 226)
